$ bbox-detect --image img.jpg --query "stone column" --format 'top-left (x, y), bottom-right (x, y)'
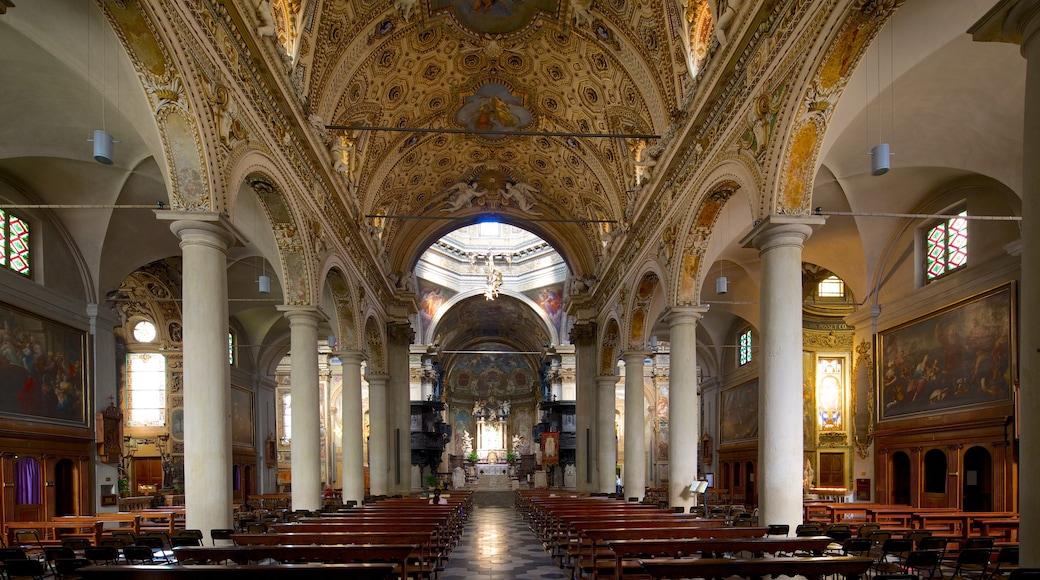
top-left (667, 306), bottom-right (708, 511)
top-left (163, 214), bottom-right (237, 543)
top-left (621, 351), bottom-right (650, 500)
top-left (597, 375), bottom-right (620, 494)
top-left (338, 351), bottom-right (366, 506)
top-left (971, 1), bottom-right (1040, 561)
top-left (571, 322), bottom-right (597, 493)
top-left (742, 215), bottom-right (823, 530)
top-left (386, 322), bottom-right (414, 493)
top-left (279, 306), bottom-right (324, 511)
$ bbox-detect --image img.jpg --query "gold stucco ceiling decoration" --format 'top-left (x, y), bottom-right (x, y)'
top-left (300, 0), bottom-right (692, 275)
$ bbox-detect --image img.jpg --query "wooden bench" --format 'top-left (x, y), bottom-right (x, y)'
top-left (637, 555), bottom-right (874, 580)
top-left (605, 536), bottom-right (835, 578)
top-left (231, 532), bottom-right (437, 579)
top-left (78, 563), bottom-right (397, 579)
top-left (172, 544), bottom-right (415, 580)
top-left (55, 514), bottom-right (142, 536)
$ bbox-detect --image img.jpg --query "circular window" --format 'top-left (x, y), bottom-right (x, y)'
top-left (133, 320), bottom-right (157, 343)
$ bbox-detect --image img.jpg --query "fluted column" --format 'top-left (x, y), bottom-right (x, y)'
top-left (386, 322), bottom-right (414, 493)
top-left (621, 351), bottom-right (650, 500)
top-left (366, 372), bottom-right (391, 497)
top-left (279, 306), bottom-right (324, 511)
top-left (338, 351), bottom-right (366, 505)
top-left (596, 375), bottom-right (620, 493)
top-left (571, 322), bottom-right (597, 493)
top-left (667, 306), bottom-right (708, 511)
top-left (971, 2), bottom-right (1040, 561)
top-left (164, 214), bottom-right (237, 543)
top-left (742, 215), bottom-right (823, 530)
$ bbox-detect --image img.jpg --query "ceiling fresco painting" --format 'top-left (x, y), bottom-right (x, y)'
top-left (446, 352), bottom-right (538, 399)
top-left (455, 83), bottom-right (533, 136)
top-left (429, 0), bottom-right (563, 35)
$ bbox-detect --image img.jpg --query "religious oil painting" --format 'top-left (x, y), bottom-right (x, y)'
top-left (878, 283), bottom-right (1015, 421)
top-left (455, 83), bottom-right (532, 137)
top-left (720, 380), bottom-right (758, 442)
top-left (0, 303), bottom-right (86, 426)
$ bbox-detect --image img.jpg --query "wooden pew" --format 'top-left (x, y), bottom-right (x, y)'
top-left (232, 532), bottom-right (436, 579)
top-left (4, 520), bottom-right (104, 546)
top-left (605, 536), bottom-right (834, 578)
top-left (78, 563), bottom-right (397, 579)
top-left (173, 544), bottom-right (415, 580)
top-left (637, 555), bottom-right (874, 580)
top-left (55, 513), bottom-right (142, 536)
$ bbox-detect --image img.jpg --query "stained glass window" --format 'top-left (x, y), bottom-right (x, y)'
top-left (739, 329), bottom-right (752, 366)
top-left (0, 209), bottom-right (31, 276)
top-left (126, 353), bottom-right (166, 427)
top-left (228, 330), bottom-right (235, 365)
top-left (926, 210), bottom-right (967, 280)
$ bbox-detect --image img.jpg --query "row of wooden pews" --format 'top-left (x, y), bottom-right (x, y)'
top-left (517, 490), bottom-right (872, 580)
top-left (190, 492), bottom-right (473, 580)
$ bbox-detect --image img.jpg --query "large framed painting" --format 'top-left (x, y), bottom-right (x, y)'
top-left (878, 282), bottom-right (1015, 421)
top-left (231, 386), bottom-right (254, 447)
top-left (720, 380), bottom-right (758, 442)
top-left (0, 303), bottom-right (87, 426)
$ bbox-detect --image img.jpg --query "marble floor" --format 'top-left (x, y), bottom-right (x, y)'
top-left (439, 505), bottom-right (567, 580)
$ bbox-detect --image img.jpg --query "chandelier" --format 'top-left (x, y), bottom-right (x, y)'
top-left (484, 252), bottom-right (503, 300)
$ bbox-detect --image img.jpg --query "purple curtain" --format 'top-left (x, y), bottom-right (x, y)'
top-left (15, 456), bottom-right (41, 505)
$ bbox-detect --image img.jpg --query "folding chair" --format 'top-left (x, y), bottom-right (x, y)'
top-left (989, 546), bottom-right (1019, 580)
top-left (52, 557), bottom-right (92, 580)
top-left (904, 549), bottom-right (943, 580)
top-left (766, 524), bottom-right (790, 537)
top-left (135, 536), bottom-right (170, 563)
top-left (170, 536), bottom-right (201, 547)
top-left (12, 530), bottom-right (45, 561)
top-left (949, 548), bottom-right (994, 580)
top-left (82, 546), bottom-right (119, 565)
top-left (209, 529), bottom-right (235, 546)
top-left (1, 558), bottom-right (47, 580)
top-left (122, 545), bottom-right (156, 565)
top-left (874, 538), bottom-right (915, 576)
top-left (43, 547), bottom-right (76, 575)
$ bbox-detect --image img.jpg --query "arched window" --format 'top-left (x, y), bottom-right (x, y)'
top-left (0, 208), bottom-right (31, 277)
top-left (15, 456), bottom-right (41, 505)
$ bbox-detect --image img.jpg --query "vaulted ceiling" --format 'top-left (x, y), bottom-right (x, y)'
top-left (299, 0), bottom-right (692, 275)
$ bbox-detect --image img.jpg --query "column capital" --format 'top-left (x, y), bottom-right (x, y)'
top-left (570, 321), bottom-right (598, 346)
top-left (740, 215), bottom-right (825, 252)
top-left (970, 0), bottom-right (1040, 54)
top-left (386, 321), bottom-right (415, 345)
top-left (334, 350), bottom-right (366, 366)
top-left (595, 374), bottom-right (620, 386)
top-left (277, 305), bottom-right (327, 325)
top-left (158, 211), bottom-right (245, 248)
top-left (620, 351), bottom-right (651, 364)
top-left (364, 373), bottom-right (391, 385)
top-left (666, 306), bottom-right (709, 327)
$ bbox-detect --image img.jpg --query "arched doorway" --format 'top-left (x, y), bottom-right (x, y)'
top-left (53, 459), bottom-right (77, 516)
top-left (891, 451), bottom-right (911, 505)
top-left (962, 446), bottom-right (992, 511)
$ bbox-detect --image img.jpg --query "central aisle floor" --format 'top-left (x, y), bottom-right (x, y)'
top-left (439, 505), bottom-right (568, 580)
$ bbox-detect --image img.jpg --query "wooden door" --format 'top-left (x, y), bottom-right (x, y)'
top-left (133, 458), bottom-right (163, 494)
top-left (819, 452), bottom-right (845, 489)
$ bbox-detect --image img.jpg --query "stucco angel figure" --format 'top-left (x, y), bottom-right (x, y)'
top-left (502, 182), bottom-right (542, 215)
top-left (461, 429), bottom-right (474, 455)
top-left (443, 181), bottom-right (484, 212)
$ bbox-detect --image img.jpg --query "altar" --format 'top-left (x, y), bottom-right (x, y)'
top-left (474, 463), bottom-right (508, 476)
